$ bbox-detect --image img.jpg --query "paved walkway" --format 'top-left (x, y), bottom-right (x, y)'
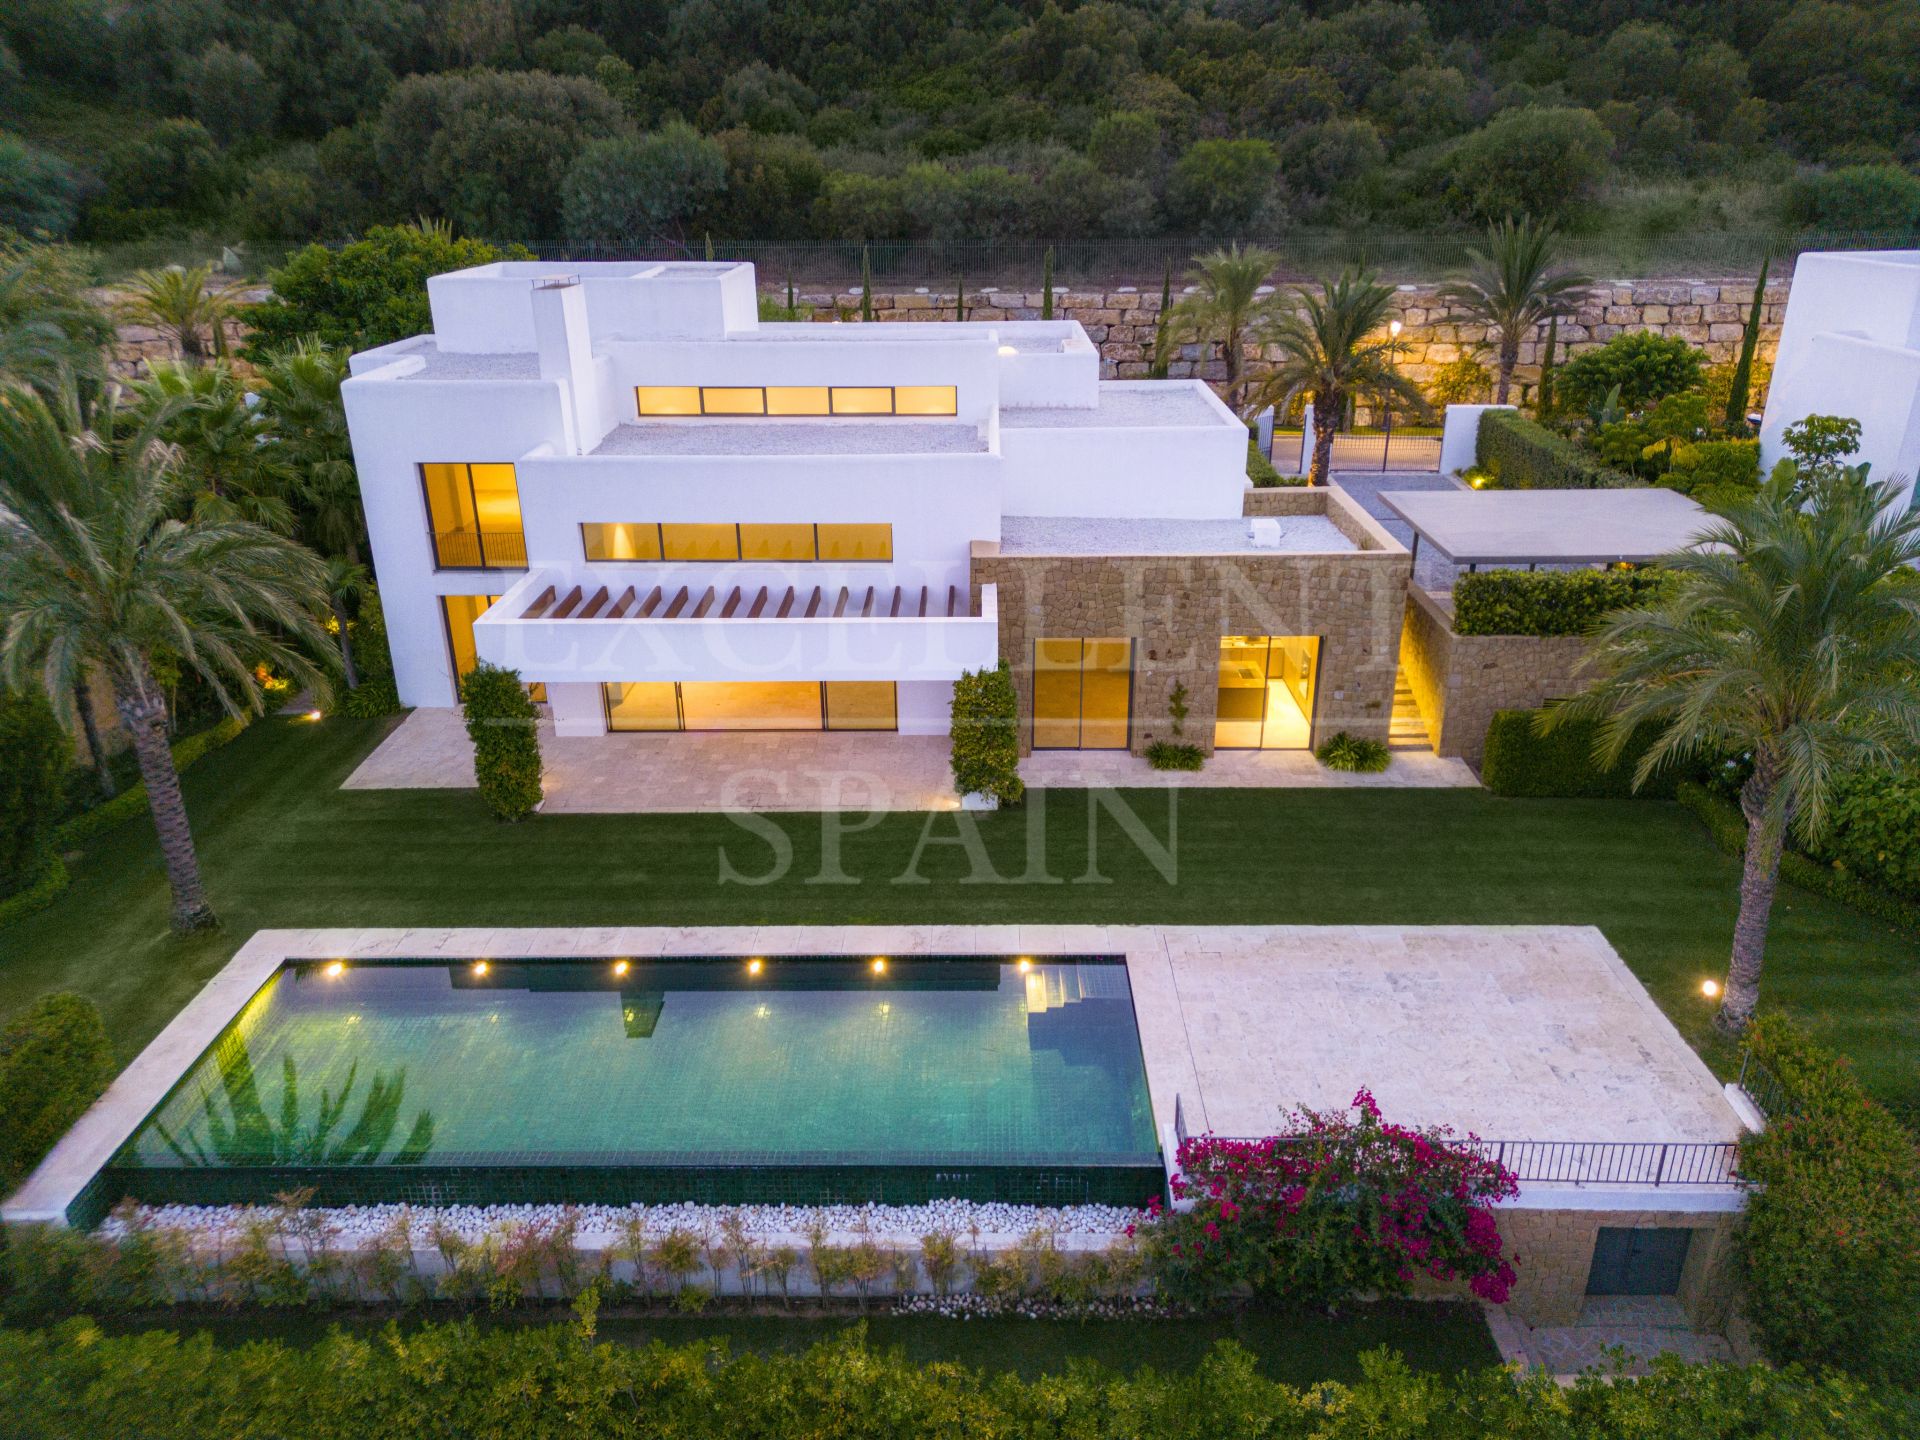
top-left (1332, 470), bottom-right (1466, 591)
top-left (1487, 1297), bottom-right (1748, 1380)
top-left (345, 710), bottom-right (1477, 811)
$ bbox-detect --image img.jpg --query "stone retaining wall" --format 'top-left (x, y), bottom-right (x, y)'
top-left (1488, 1204), bottom-right (1740, 1330)
top-left (795, 276), bottom-right (1786, 404)
top-left (969, 489), bottom-right (1409, 757)
top-left (1399, 585), bottom-right (1590, 767)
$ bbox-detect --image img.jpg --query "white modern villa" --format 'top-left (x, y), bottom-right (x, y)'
top-left (342, 259), bottom-right (1290, 746)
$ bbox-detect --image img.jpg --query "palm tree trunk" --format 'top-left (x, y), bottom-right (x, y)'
top-left (1718, 770), bottom-right (1784, 1035)
top-left (73, 674), bottom-right (117, 800)
top-left (113, 658), bottom-right (216, 932)
top-left (331, 598), bottom-right (360, 689)
top-left (1309, 389), bottom-right (1338, 486)
top-left (1495, 334), bottom-right (1518, 405)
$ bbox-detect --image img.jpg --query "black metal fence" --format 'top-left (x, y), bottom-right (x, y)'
top-left (1269, 430), bottom-right (1443, 474)
top-left (523, 229), bottom-right (1920, 287)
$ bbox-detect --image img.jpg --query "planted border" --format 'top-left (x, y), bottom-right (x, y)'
top-left (1475, 408), bottom-right (1638, 490)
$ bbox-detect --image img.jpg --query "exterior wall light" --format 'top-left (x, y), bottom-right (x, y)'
top-left (1017, 958), bottom-right (1033, 972)
top-left (747, 958), bottom-right (763, 976)
top-left (613, 959), bottom-right (630, 977)
top-left (871, 957), bottom-right (888, 974)
top-left (323, 961), bottom-right (345, 978)
top-left (473, 960), bottom-right (490, 977)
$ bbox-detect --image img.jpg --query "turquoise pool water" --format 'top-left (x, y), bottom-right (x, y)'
top-left (102, 957), bottom-right (1162, 1209)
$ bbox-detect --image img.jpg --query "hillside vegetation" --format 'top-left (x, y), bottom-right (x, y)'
top-left (2, 2), bottom-right (1917, 263)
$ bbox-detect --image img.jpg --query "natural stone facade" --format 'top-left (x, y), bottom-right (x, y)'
top-left (1399, 585), bottom-right (1589, 766)
top-left (797, 276), bottom-right (1786, 408)
top-left (1484, 1205), bottom-right (1740, 1330)
top-left (969, 489), bottom-right (1409, 757)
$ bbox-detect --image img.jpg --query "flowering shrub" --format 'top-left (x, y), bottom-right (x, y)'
top-left (1137, 1089), bottom-right (1519, 1308)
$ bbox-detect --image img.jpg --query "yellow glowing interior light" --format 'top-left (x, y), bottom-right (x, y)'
top-left (1701, 978), bottom-right (1721, 998)
top-left (473, 960), bottom-right (490, 977)
top-left (305, 709), bottom-right (323, 722)
top-left (613, 959), bottom-right (630, 977)
top-left (747, 958), bottom-right (764, 975)
top-left (1016, 958), bottom-right (1033, 973)
top-left (323, 960), bottom-right (345, 978)
top-left (871, 957), bottom-right (887, 974)
top-left (625, 1009), bottom-right (635, 1022)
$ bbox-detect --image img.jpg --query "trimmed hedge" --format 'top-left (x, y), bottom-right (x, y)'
top-left (0, 1318), bottom-right (1913, 1439)
top-left (950, 660), bottom-right (1024, 804)
top-left (51, 714), bottom-right (251, 852)
top-left (1737, 1017), bottom-right (1920, 1384)
top-left (1481, 709), bottom-right (1679, 799)
top-left (1474, 407), bottom-right (1637, 490)
top-left (1676, 782), bottom-right (1920, 936)
top-left (0, 688), bottom-right (68, 896)
top-left (461, 663), bottom-right (544, 822)
top-left (0, 993), bottom-right (116, 1192)
top-left (1451, 567), bottom-right (1671, 637)
top-left (1804, 767), bottom-right (1920, 904)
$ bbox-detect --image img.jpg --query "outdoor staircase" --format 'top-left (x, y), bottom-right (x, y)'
top-left (1023, 963), bottom-right (1130, 1015)
top-left (1389, 669), bottom-right (1431, 751)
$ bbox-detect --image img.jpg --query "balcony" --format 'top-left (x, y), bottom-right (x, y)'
top-left (431, 527), bottom-right (528, 571)
top-left (472, 571), bottom-right (999, 683)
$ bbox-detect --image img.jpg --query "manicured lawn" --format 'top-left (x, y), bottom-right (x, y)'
top-left (5, 715), bottom-right (1917, 1111)
top-left (104, 1302), bottom-right (1499, 1384)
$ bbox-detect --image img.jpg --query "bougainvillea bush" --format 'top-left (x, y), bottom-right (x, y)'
top-left (1139, 1089), bottom-right (1519, 1308)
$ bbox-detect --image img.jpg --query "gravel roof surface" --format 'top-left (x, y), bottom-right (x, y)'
top-left (395, 342), bottom-right (544, 381)
top-left (593, 420), bottom-right (986, 456)
top-left (999, 514), bottom-right (1355, 554)
top-left (1001, 383), bottom-right (1226, 428)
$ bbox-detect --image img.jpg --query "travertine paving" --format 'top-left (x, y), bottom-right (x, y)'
top-left (344, 709), bottom-right (1477, 808)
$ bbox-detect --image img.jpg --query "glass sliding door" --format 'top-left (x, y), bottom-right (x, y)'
top-left (824, 681), bottom-right (897, 731)
top-left (605, 681), bottom-right (681, 731)
top-left (1032, 638), bottom-right (1133, 750)
top-left (1213, 636), bottom-right (1320, 749)
top-left (421, 464), bottom-right (525, 570)
top-left (601, 681), bottom-right (900, 733)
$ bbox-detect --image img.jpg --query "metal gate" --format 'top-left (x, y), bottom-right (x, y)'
top-left (1585, 1227), bottom-right (1693, 1296)
top-left (1271, 431), bottom-right (1441, 474)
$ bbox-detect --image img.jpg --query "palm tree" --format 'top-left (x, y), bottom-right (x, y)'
top-left (0, 237), bottom-right (114, 394)
top-left (134, 361), bottom-right (293, 531)
top-left (252, 340), bottom-right (366, 564)
top-left (117, 263), bottom-right (248, 365)
top-left (1157, 244), bottom-right (1283, 414)
top-left (0, 379), bottom-right (331, 931)
top-left (1548, 463), bottom-right (1920, 1034)
top-left (1436, 217), bottom-right (1590, 405)
top-left (1245, 269), bottom-right (1428, 487)
top-left (322, 557), bottom-right (370, 689)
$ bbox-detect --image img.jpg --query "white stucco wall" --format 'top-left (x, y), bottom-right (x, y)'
top-left (1440, 404), bottom-right (1513, 476)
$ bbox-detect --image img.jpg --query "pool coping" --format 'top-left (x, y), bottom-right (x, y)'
top-left (4, 924), bottom-right (1748, 1228)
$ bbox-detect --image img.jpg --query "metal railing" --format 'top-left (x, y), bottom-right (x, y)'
top-left (432, 528), bottom-right (528, 570)
top-left (1737, 1051), bottom-right (1797, 1121)
top-left (1169, 1098), bottom-right (1741, 1188)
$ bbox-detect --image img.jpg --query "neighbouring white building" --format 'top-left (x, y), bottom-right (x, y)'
top-left (1761, 249), bottom-right (1920, 511)
top-left (342, 260), bottom-right (1405, 752)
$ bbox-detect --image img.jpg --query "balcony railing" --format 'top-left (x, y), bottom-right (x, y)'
top-left (432, 528), bottom-right (528, 571)
top-left (1171, 1100), bottom-right (1742, 1188)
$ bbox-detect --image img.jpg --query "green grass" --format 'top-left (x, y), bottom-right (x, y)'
top-left (101, 1302), bottom-right (1498, 1383)
top-left (4, 714), bottom-right (1917, 1110)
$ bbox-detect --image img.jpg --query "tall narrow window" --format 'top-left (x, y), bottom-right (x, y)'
top-left (441, 595), bottom-right (498, 683)
top-left (420, 464), bottom-right (525, 570)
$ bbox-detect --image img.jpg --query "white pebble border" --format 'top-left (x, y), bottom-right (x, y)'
top-left (103, 1199), bottom-right (1147, 1247)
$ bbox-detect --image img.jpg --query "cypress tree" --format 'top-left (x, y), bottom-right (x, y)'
top-left (956, 273), bottom-right (965, 322)
top-left (859, 246), bottom-right (873, 322)
top-left (1537, 315), bottom-right (1559, 417)
top-left (1726, 254), bottom-right (1770, 433)
top-left (1041, 247), bottom-right (1054, 320)
top-left (1149, 257), bottom-right (1172, 379)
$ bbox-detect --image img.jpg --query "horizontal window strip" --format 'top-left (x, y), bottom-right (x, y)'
top-left (634, 385), bottom-right (956, 418)
top-left (581, 523), bottom-right (893, 564)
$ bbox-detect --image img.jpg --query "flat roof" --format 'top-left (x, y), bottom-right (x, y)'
top-left (591, 419), bottom-right (986, 458)
top-left (1379, 487), bottom-right (1712, 565)
top-left (999, 514), bottom-right (1354, 555)
top-left (1001, 382), bottom-right (1228, 430)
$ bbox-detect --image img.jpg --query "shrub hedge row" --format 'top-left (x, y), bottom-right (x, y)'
top-left (1474, 408), bottom-right (1638, 490)
top-left (1451, 568), bottom-right (1671, 637)
top-left (1737, 1017), bottom-right (1920, 1385)
top-left (0, 993), bottom-right (115, 1193)
top-left (1480, 710), bottom-right (1679, 799)
top-left (1676, 783), bottom-right (1920, 938)
top-left (0, 1318), bottom-right (1913, 1439)
top-left (950, 661), bottom-right (1024, 804)
top-left (1803, 766), bottom-right (1920, 904)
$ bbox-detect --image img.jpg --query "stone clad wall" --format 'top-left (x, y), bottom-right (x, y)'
top-left (1399, 585), bottom-right (1589, 766)
top-left (969, 490), bottom-right (1409, 757)
top-left (798, 276), bottom-right (1786, 401)
top-left (1484, 1205), bottom-right (1740, 1329)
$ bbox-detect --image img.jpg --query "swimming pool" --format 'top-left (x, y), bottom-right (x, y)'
top-left (99, 955), bottom-right (1163, 1209)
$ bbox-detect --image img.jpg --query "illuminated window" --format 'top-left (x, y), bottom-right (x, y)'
top-left (441, 595), bottom-right (498, 683)
top-left (893, 385), bottom-right (958, 416)
top-left (419, 464), bottom-right (524, 569)
top-left (602, 682), bottom-right (897, 733)
top-left (661, 523), bottom-right (740, 561)
top-left (604, 681), bottom-right (681, 731)
top-left (581, 522), bottom-right (663, 561)
top-left (815, 523), bottom-right (893, 561)
top-left (739, 523), bottom-right (816, 561)
top-left (765, 386), bottom-right (831, 415)
top-left (825, 682), bottom-right (897, 731)
top-left (1032, 638), bottom-right (1132, 750)
top-left (831, 386), bottom-right (893, 415)
top-left (1213, 636), bottom-right (1319, 750)
top-left (636, 385), bottom-right (701, 416)
top-left (701, 387), bottom-right (765, 415)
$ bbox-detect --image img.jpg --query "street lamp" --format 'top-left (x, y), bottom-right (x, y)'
top-left (1382, 319), bottom-right (1404, 472)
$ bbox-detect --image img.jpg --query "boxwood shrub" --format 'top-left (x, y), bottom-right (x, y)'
top-left (1737, 1016), bottom-right (1920, 1385)
top-left (950, 660), bottom-right (1024, 804)
top-left (1451, 567), bottom-right (1671, 637)
top-left (1481, 708), bottom-right (1679, 799)
top-left (0, 993), bottom-right (115, 1192)
top-left (1474, 407), bottom-right (1637, 490)
top-left (461, 663), bottom-right (543, 822)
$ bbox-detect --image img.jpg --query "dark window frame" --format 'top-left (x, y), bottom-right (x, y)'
top-left (419, 463), bottom-right (527, 572)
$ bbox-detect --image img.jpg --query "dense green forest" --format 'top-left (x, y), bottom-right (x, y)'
top-left (2, 0), bottom-right (1918, 262)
